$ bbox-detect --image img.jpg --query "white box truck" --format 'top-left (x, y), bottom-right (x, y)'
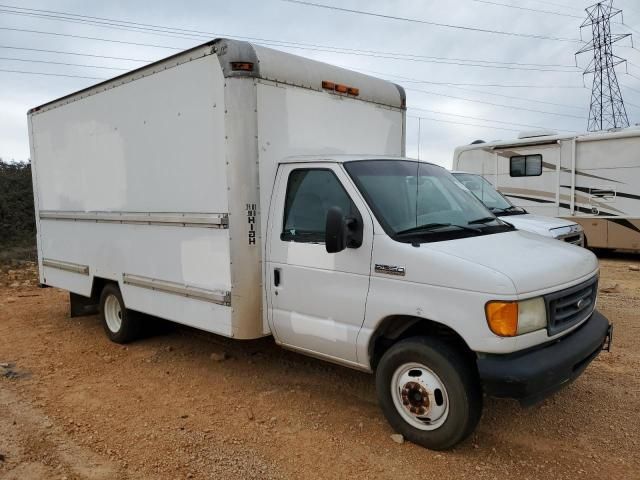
top-left (29, 39), bottom-right (612, 450)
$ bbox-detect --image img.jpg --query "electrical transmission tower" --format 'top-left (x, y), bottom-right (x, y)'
top-left (576, 0), bottom-right (631, 132)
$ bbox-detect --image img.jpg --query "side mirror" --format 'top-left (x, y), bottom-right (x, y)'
top-left (325, 206), bottom-right (363, 253)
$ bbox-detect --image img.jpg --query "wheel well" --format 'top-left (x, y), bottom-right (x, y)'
top-left (69, 276), bottom-right (117, 318)
top-left (369, 316), bottom-right (475, 370)
top-left (90, 276), bottom-right (115, 303)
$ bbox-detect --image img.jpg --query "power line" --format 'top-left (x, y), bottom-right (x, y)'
top-left (0, 27), bottom-right (180, 50)
top-left (523, 0), bottom-right (577, 11)
top-left (397, 79), bottom-right (585, 88)
top-left (620, 80), bottom-right (640, 95)
top-left (0, 68), bottom-right (104, 79)
top-left (0, 4), bottom-right (579, 67)
top-left (464, 0), bottom-right (583, 18)
top-left (0, 8), bottom-right (206, 42)
top-left (281, 0), bottom-right (584, 42)
top-left (621, 22), bottom-right (640, 37)
top-left (0, 45), bottom-right (584, 89)
top-left (0, 26), bottom-right (582, 73)
top-left (0, 56), bottom-right (128, 70)
top-left (618, 0), bottom-right (640, 18)
top-left (406, 86), bottom-right (584, 119)
top-left (0, 7), bottom-right (582, 72)
top-left (7, 2), bottom-right (582, 44)
top-left (0, 46), bottom-right (588, 114)
top-left (409, 106), bottom-right (578, 132)
top-left (0, 44), bottom-right (151, 62)
top-left (347, 66), bottom-right (585, 110)
top-left (407, 114), bottom-right (521, 133)
top-left (275, 44), bottom-right (579, 71)
top-left (628, 72), bottom-right (640, 82)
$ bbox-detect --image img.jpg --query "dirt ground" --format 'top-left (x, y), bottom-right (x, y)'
top-left (0, 255), bottom-right (639, 480)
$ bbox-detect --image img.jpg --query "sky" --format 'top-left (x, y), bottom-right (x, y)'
top-left (1, 0), bottom-right (640, 168)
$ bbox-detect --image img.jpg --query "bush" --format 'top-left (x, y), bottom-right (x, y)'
top-left (0, 159), bottom-right (36, 247)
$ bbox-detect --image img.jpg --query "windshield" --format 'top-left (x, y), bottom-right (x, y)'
top-left (452, 172), bottom-right (525, 215)
top-left (344, 160), bottom-right (513, 243)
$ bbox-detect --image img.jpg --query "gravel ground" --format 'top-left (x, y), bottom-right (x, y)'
top-left (0, 255), bottom-right (639, 479)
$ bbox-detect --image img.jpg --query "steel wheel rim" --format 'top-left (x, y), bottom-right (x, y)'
top-left (104, 294), bottom-right (122, 333)
top-left (390, 362), bottom-right (450, 431)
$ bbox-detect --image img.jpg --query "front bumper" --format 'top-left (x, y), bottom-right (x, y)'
top-left (477, 310), bottom-right (611, 406)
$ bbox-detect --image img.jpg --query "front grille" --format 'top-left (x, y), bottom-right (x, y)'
top-left (545, 276), bottom-right (597, 335)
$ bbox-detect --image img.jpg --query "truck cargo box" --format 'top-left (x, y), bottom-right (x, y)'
top-left (28, 38), bottom-right (406, 339)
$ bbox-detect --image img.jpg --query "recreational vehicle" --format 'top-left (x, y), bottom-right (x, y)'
top-left (453, 129), bottom-right (640, 252)
top-left (29, 39), bottom-right (611, 450)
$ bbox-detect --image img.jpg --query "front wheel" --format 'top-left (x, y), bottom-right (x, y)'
top-left (376, 337), bottom-right (482, 450)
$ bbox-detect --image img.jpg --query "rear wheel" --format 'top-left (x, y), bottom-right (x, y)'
top-left (376, 337), bottom-right (482, 450)
top-left (99, 284), bottom-right (140, 343)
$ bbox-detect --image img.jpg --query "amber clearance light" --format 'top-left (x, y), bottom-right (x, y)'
top-left (322, 80), bottom-right (360, 96)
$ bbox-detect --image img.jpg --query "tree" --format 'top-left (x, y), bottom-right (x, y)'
top-left (0, 159), bottom-right (36, 246)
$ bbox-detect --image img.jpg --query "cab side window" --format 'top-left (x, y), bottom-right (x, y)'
top-left (282, 169), bottom-right (357, 243)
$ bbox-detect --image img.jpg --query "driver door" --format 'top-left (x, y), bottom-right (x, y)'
top-left (266, 163), bottom-right (374, 364)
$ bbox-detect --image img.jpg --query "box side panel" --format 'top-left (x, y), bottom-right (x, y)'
top-left (30, 55), bottom-right (228, 213)
top-left (30, 55), bottom-right (234, 337)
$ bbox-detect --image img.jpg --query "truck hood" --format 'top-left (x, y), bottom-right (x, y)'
top-left (501, 214), bottom-right (576, 237)
top-left (426, 230), bottom-right (598, 295)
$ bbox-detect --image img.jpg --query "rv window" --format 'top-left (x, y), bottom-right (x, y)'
top-left (510, 154), bottom-right (542, 177)
top-left (281, 169), bottom-right (358, 243)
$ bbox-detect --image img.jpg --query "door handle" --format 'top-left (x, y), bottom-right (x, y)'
top-left (274, 268), bottom-right (281, 287)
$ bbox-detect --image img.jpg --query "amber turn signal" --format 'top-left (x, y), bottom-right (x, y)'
top-left (485, 301), bottom-right (518, 337)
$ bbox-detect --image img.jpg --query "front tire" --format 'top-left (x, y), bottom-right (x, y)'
top-left (99, 284), bottom-right (140, 344)
top-left (376, 337), bottom-right (482, 450)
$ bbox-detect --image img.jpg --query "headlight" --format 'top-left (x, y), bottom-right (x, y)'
top-left (485, 297), bottom-right (547, 337)
top-left (551, 224), bottom-right (583, 239)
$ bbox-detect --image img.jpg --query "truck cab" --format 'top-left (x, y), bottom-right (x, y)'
top-left (267, 156), bottom-right (610, 450)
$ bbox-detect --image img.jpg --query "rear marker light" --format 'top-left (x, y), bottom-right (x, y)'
top-left (231, 62), bottom-right (254, 72)
top-left (322, 80), bottom-right (336, 90)
top-left (347, 87), bottom-right (359, 96)
top-left (334, 84), bottom-right (348, 93)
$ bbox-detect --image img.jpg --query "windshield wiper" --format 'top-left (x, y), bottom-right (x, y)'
top-left (395, 222), bottom-right (481, 237)
top-left (468, 216), bottom-right (499, 225)
top-left (491, 206), bottom-right (525, 215)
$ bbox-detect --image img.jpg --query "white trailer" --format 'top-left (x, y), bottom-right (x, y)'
top-left (453, 129), bottom-right (640, 252)
top-left (30, 39), bottom-right (611, 450)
